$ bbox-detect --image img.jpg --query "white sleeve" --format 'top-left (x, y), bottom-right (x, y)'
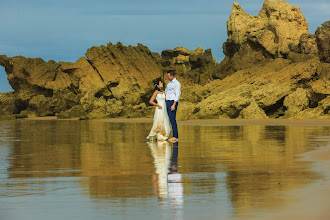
top-left (174, 82), bottom-right (181, 102)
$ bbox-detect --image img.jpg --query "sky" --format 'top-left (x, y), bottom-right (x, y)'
top-left (0, 0), bottom-right (329, 92)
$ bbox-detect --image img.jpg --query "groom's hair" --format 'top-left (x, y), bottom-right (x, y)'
top-left (168, 71), bottom-right (175, 76)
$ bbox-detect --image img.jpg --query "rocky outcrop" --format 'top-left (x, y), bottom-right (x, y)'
top-left (161, 47), bottom-right (219, 84)
top-left (239, 101), bottom-right (269, 119)
top-left (316, 21), bottom-right (330, 63)
top-left (216, 0), bottom-right (318, 77)
top-left (0, 43), bottom-right (162, 118)
top-left (189, 56), bottom-right (329, 119)
top-left (0, 0), bottom-right (329, 120)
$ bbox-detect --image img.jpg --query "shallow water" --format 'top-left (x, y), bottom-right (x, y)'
top-left (0, 120), bottom-right (329, 220)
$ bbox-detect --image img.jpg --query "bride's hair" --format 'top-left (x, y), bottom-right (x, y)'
top-left (154, 80), bottom-right (164, 91)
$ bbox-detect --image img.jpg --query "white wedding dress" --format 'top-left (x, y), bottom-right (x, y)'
top-left (147, 92), bottom-right (171, 140)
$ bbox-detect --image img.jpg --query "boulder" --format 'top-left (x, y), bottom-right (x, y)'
top-left (0, 92), bottom-right (19, 115)
top-left (283, 88), bottom-right (310, 118)
top-left (315, 21), bottom-right (330, 63)
top-left (176, 102), bottom-right (198, 120)
top-left (239, 101), bottom-right (268, 119)
top-left (295, 96), bottom-right (330, 119)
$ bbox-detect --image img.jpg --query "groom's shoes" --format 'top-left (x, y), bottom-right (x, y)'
top-left (168, 137), bottom-right (178, 143)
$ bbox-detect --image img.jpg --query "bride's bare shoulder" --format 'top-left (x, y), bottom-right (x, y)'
top-left (151, 90), bottom-right (159, 97)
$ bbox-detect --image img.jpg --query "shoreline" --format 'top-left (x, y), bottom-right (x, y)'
top-left (22, 116), bottom-right (330, 126)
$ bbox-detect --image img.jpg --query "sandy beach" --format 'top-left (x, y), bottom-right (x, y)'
top-left (12, 117), bottom-right (330, 219)
top-left (24, 116), bottom-right (330, 126)
top-left (263, 143), bottom-right (330, 220)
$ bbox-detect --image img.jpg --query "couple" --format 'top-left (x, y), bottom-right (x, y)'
top-left (147, 71), bottom-right (181, 143)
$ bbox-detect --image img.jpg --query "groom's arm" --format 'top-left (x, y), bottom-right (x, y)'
top-left (171, 83), bottom-right (181, 111)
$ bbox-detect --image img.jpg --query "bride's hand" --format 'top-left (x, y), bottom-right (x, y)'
top-left (157, 105), bottom-right (162, 109)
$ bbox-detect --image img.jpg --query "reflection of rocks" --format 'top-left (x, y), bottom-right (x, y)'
top-left (3, 120), bottom-right (330, 207)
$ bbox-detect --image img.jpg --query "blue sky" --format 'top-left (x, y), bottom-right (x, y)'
top-left (1, 0), bottom-right (329, 92)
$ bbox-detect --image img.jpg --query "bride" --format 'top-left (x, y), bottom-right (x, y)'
top-left (147, 80), bottom-right (171, 141)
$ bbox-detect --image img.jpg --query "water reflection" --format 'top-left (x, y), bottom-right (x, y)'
top-left (168, 142), bottom-right (184, 220)
top-left (148, 141), bottom-right (171, 199)
top-left (148, 141), bottom-right (184, 219)
top-left (0, 120), bottom-right (329, 219)
top-left (168, 142), bottom-right (183, 208)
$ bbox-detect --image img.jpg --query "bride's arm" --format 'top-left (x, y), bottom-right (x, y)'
top-left (149, 91), bottom-right (162, 109)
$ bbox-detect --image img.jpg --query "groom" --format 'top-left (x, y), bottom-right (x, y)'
top-left (165, 71), bottom-right (181, 143)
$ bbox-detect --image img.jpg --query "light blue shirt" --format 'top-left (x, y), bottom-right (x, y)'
top-left (165, 78), bottom-right (181, 102)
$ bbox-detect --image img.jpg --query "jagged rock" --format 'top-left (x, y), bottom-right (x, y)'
top-left (316, 21), bottom-right (330, 63)
top-left (193, 56), bottom-right (329, 119)
top-left (295, 96), bottom-right (330, 119)
top-left (85, 42), bottom-right (162, 104)
top-left (123, 103), bottom-right (154, 118)
top-left (0, 55), bottom-right (60, 94)
top-left (319, 96), bottom-right (330, 114)
top-left (217, 0), bottom-right (310, 77)
top-left (196, 84), bottom-right (253, 119)
top-left (180, 85), bottom-right (204, 103)
top-left (0, 0), bottom-right (329, 121)
top-left (0, 42), bottom-right (163, 118)
top-left (298, 34), bottom-right (318, 55)
top-left (58, 105), bottom-right (87, 119)
top-left (239, 101), bottom-right (268, 119)
top-left (283, 88), bottom-right (310, 118)
top-left (0, 92), bottom-right (19, 115)
top-left (310, 63), bottom-right (330, 95)
top-left (176, 102), bottom-right (198, 120)
top-left (162, 47), bottom-right (218, 84)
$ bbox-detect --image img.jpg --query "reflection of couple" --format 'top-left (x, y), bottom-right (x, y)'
top-left (147, 71), bottom-right (181, 143)
top-left (148, 141), bottom-right (183, 208)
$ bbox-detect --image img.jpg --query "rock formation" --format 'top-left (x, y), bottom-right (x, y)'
top-left (316, 21), bottom-right (330, 63)
top-left (0, 43), bottom-right (163, 118)
top-left (161, 47), bottom-right (219, 85)
top-left (0, 0), bottom-right (329, 120)
top-left (216, 0), bottom-right (319, 77)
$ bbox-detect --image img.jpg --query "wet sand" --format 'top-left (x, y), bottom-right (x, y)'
top-left (25, 116), bottom-right (330, 126)
top-left (263, 143), bottom-right (330, 220)
top-left (22, 116), bottom-right (330, 219)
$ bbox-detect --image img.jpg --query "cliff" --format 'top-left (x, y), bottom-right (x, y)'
top-left (178, 0), bottom-right (329, 120)
top-left (0, 43), bottom-right (163, 118)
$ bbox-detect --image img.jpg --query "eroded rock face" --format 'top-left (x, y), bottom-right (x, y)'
top-left (0, 0), bottom-right (329, 120)
top-left (161, 47), bottom-right (218, 84)
top-left (193, 57), bottom-right (330, 119)
top-left (283, 88), bottom-right (310, 118)
top-left (316, 21), bottom-right (330, 63)
top-left (0, 42), bottom-right (162, 118)
top-left (217, 0), bottom-right (311, 77)
top-left (239, 101), bottom-right (269, 119)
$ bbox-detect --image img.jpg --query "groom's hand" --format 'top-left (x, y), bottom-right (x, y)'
top-left (171, 105), bottom-right (175, 111)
